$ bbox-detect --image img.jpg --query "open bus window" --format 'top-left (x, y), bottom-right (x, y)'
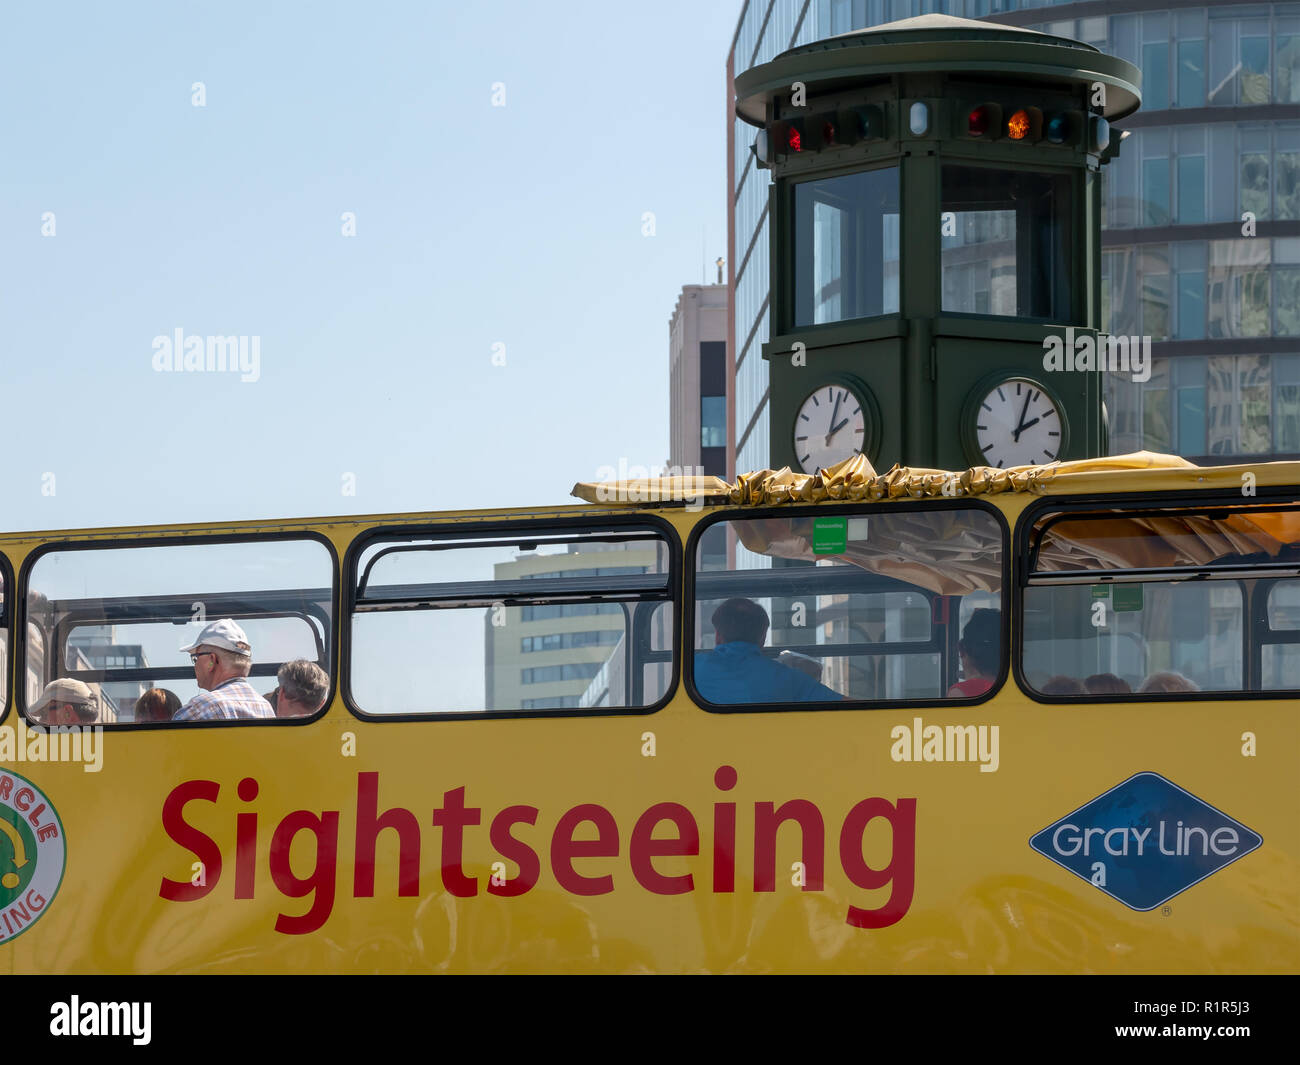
top-left (1023, 504), bottom-right (1300, 697)
top-left (689, 507), bottom-right (1005, 708)
top-left (349, 523), bottom-right (674, 716)
top-left (23, 538), bottom-right (333, 724)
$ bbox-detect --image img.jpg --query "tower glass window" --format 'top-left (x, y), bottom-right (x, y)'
top-left (792, 166), bottom-right (900, 327)
top-left (940, 165), bottom-right (1074, 321)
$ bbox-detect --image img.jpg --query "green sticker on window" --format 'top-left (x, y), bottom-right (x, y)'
top-left (813, 516), bottom-right (848, 555)
top-left (1091, 585), bottom-right (1111, 600)
top-left (1113, 584), bottom-right (1144, 612)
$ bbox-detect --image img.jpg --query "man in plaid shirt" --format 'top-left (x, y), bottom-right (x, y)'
top-left (174, 619), bottom-right (274, 722)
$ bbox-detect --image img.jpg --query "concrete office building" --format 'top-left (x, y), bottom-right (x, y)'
top-left (486, 540), bottom-right (666, 712)
top-left (728, 0), bottom-right (1300, 474)
top-left (668, 283), bottom-right (730, 478)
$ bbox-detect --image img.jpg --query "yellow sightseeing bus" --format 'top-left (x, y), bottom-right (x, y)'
top-left (0, 452), bottom-right (1296, 974)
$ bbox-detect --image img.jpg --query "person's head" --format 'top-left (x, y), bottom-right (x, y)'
top-left (1085, 673), bottom-right (1132, 695)
top-left (958, 608), bottom-right (1000, 679)
top-left (711, 598), bottom-right (769, 647)
top-left (181, 618), bottom-right (253, 691)
top-left (1041, 674), bottom-right (1087, 696)
top-left (134, 687), bottom-right (181, 723)
top-left (276, 659), bottom-right (329, 718)
top-left (32, 678), bottom-right (98, 726)
top-left (1139, 671), bottom-right (1199, 693)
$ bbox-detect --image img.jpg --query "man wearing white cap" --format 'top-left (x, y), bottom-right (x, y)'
top-left (174, 619), bottom-right (274, 722)
top-left (32, 678), bottom-right (99, 726)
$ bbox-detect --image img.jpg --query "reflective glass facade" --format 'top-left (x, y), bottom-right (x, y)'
top-left (729, 0), bottom-right (1300, 468)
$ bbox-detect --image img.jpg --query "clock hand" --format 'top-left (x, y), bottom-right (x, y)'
top-left (824, 391), bottom-right (843, 446)
top-left (828, 418), bottom-right (850, 436)
top-left (1012, 392), bottom-right (1032, 443)
top-left (1017, 416), bottom-right (1041, 434)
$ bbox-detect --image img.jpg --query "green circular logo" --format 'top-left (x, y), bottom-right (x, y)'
top-left (0, 770), bottom-right (66, 944)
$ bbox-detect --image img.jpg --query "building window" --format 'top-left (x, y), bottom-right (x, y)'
top-left (1175, 127), bottom-right (1206, 224)
top-left (793, 166), bottom-right (900, 327)
top-left (941, 165), bottom-right (1073, 320)
top-left (1177, 37), bottom-right (1206, 108)
top-left (1241, 19), bottom-right (1272, 104)
top-left (1142, 128), bottom-right (1171, 225)
top-left (1209, 239), bottom-right (1271, 339)
top-left (1241, 127), bottom-right (1271, 220)
top-left (1278, 124), bottom-right (1300, 220)
top-left (1103, 248), bottom-right (1139, 337)
top-left (1140, 245), bottom-right (1170, 341)
top-left (521, 663), bottom-right (603, 685)
top-left (1277, 238), bottom-right (1300, 337)
top-left (1141, 358), bottom-right (1172, 454)
top-left (1280, 17), bottom-right (1300, 103)
top-left (1174, 356), bottom-right (1208, 456)
top-left (1174, 242), bottom-right (1207, 341)
top-left (1141, 12), bottom-right (1171, 111)
top-left (1239, 355), bottom-right (1273, 454)
top-left (1275, 354), bottom-right (1300, 452)
top-left (701, 396), bottom-right (726, 448)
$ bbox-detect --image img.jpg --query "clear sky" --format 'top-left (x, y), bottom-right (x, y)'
top-left (0, 0), bottom-right (738, 534)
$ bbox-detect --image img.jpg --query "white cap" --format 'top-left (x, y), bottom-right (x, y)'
top-left (181, 618), bottom-right (252, 656)
top-left (33, 678), bottom-right (96, 715)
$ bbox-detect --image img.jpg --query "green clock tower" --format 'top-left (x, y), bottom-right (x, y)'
top-left (734, 14), bottom-right (1141, 472)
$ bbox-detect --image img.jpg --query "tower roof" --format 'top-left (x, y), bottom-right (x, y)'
top-left (735, 15), bottom-right (1140, 123)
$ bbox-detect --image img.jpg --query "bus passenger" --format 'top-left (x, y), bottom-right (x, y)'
top-left (31, 678), bottom-right (99, 726)
top-left (173, 619), bottom-right (274, 721)
top-left (1084, 673), bottom-right (1131, 695)
top-left (946, 608), bottom-right (999, 698)
top-left (1041, 675), bottom-right (1087, 696)
top-left (276, 659), bottom-right (329, 718)
top-left (1139, 671), bottom-right (1199, 693)
top-left (134, 687), bottom-right (181, 723)
top-left (694, 598), bottom-right (841, 704)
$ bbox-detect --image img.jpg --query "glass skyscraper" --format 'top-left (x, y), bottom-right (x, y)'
top-left (728, 0), bottom-right (1300, 474)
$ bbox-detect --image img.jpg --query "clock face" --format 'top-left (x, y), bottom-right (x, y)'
top-left (794, 384), bottom-right (867, 474)
top-left (972, 378), bottom-right (1063, 469)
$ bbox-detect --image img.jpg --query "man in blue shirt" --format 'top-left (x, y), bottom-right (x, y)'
top-left (694, 598), bottom-right (841, 705)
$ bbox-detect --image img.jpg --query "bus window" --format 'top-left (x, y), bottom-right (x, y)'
top-left (1262, 580), bottom-right (1300, 688)
top-left (348, 523), bottom-right (674, 716)
top-left (1022, 504), bottom-right (1300, 697)
top-left (689, 506), bottom-right (1005, 707)
top-left (23, 538), bottom-right (333, 724)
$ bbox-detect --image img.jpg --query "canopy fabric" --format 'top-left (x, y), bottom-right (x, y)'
top-left (1034, 509), bottom-right (1300, 572)
top-left (572, 452), bottom-right (1299, 507)
top-left (732, 510), bottom-right (1003, 596)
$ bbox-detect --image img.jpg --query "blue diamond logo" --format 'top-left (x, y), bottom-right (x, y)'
top-left (1030, 772), bottom-right (1262, 911)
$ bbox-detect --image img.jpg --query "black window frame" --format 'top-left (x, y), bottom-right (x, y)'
top-left (1015, 486), bottom-right (1300, 704)
top-left (342, 513), bottom-right (681, 722)
top-left (17, 530), bottom-right (340, 730)
top-left (684, 498), bottom-right (1011, 714)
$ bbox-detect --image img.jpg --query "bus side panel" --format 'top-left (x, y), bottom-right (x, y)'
top-left (4, 691), bottom-right (1295, 973)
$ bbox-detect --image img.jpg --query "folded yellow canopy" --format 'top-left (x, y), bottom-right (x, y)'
top-left (571, 452), bottom-right (1300, 595)
top-left (571, 451), bottom-right (1300, 506)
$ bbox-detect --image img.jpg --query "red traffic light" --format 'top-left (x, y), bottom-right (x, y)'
top-left (968, 106), bottom-right (991, 136)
